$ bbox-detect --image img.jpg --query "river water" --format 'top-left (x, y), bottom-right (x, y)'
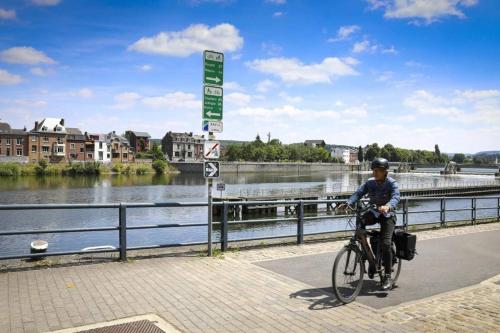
top-left (0, 171), bottom-right (499, 257)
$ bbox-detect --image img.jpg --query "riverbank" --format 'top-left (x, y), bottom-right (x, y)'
top-left (0, 161), bottom-right (177, 177)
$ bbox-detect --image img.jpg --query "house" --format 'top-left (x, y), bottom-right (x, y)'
top-left (108, 131), bottom-right (134, 163)
top-left (86, 133), bottom-right (111, 163)
top-left (330, 145), bottom-right (358, 163)
top-left (126, 131), bottom-right (151, 153)
top-left (29, 118), bottom-right (67, 163)
top-left (304, 140), bottom-right (326, 148)
top-left (0, 122), bottom-right (29, 162)
top-left (66, 128), bottom-right (87, 161)
top-left (162, 131), bottom-right (205, 161)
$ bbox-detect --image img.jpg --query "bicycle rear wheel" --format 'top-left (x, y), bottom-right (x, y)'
top-left (391, 244), bottom-right (402, 287)
top-left (332, 245), bottom-right (364, 304)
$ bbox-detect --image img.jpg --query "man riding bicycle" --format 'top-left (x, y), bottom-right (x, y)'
top-left (339, 157), bottom-right (400, 291)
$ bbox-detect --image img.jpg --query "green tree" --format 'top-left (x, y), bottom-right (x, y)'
top-left (357, 146), bottom-right (364, 162)
top-left (452, 153), bottom-right (466, 163)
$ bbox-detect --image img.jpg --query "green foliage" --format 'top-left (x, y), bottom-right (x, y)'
top-left (452, 153), bottom-right (466, 163)
top-left (152, 159), bottom-right (167, 174)
top-left (63, 161), bottom-right (101, 176)
top-left (363, 143), bottom-right (453, 164)
top-left (34, 159), bottom-right (48, 175)
top-left (0, 162), bottom-right (21, 176)
top-left (357, 146), bottom-right (364, 162)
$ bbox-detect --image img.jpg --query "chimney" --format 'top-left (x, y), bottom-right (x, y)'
top-left (189, 132), bottom-right (193, 136)
top-left (34, 121), bottom-right (39, 131)
top-left (60, 118), bottom-right (65, 126)
top-left (23, 126), bottom-right (26, 131)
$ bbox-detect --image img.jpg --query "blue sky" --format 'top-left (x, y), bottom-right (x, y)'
top-left (0, 0), bottom-right (499, 153)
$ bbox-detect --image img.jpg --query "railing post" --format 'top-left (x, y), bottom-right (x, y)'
top-left (404, 198), bottom-right (409, 232)
top-left (119, 203), bottom-right (127, 262)
top-left (221, 202), bottom-right (228, 252)
top-left (471, 198), bottom-right (476, 225)
top-left (440, 198), bottom-right (446, 227)
top-left (297, 200), bottom-right (304, 245)
top-left (497, 197), bottom-right (500, 222)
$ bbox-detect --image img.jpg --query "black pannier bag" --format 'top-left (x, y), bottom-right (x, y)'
top-left (394, 230), bottom-right (417, 260)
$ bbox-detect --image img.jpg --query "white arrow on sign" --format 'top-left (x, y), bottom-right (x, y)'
top-left (207, 162), bottom-right (218, 177)
top-left (206, 76), bottom-right (221, 83)
top-left (205, 111), bottom-right (221, 117)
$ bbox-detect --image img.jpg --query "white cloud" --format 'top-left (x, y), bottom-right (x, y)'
top-left (236, 105), bottom-right (340, 120)
top-left (247, 57), bottom-right (359, 85)
top-left (458, 89), bottom-right (500, 100)
top-left (0, 69), bottom-right (22, 85)
top-left (0, 8), bottom-right (16, 20)
top-left (261, 42), bottom-right (282, 56)
top-left (30, 67), bottom-right (55, 76)
top-left (273, 11), bottom-right (284, 17)
top-left (31, 0), bottom-right (61, 6)
top-left (139, 64), bottom-right (153, 72)
top-left (225, 92), bottom-right (252, 106)
top-left (128, 23), bottom-right (243, 57)
top-left (255, 79), bottom-right (276, 93)
top-left (382, 45), bottom-right (398, 54)
top-left (278, 92), bottom-right (303, 104)
top-left (0, 47), bottom-right (56, 65)
top-left (113, 92), bottom-right (142, 110)
top-left (265, 0), bottom-right (286, 4)
top-left (224, 81), bottom-right (244, 91)
top-left (352, 38), bottom-right (397, 54)
top-left (405, 60), bottom-right (425, 67)
top-left (328, 25), bottom-right (361, 42)
top-left (367, 0), bottom-right (479, 24)
top-left (342, 105), bottom-right (369, 118)
top-left (14, 99), bottom-right (47, 108)
top-left (376, 71), bottom-right (394, 82)
top-left (74, 88), bottom-right (93, 98)
top-left (142, 92), bottom-right (200, 109)
top-left (404, 90), bottom-right (465, 117)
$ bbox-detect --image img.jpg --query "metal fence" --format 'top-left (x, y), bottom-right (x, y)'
top-left (1, 196), bottom-right (499, 261)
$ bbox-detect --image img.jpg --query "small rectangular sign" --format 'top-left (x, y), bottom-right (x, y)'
top-left (202, 120), bottom-right (223, 133)
top-left (203, 50), bottom-right (224, 86)
top-left (204, 140), bottom-right (220, 159)
top-left (204, 161), bottom-right (220, 178)
top-left (203, 85), bottom-right (223, 121)
top-left (216, 183), bottom-right (225, 191)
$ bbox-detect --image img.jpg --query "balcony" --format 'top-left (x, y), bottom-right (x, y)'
top-left (52, 143), bottom-right (65, 156)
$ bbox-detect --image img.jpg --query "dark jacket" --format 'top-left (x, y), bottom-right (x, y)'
top-left (346, 176), bottom-right (401, 216)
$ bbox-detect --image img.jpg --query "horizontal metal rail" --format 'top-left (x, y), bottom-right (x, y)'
top-left (0, 195), bottom-right (499, 261)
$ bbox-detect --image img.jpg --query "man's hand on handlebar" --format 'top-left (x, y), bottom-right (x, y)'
top-left (336, 202), bottom-right (354, 211)
top-left (378, 205), bottom-right (390, 214)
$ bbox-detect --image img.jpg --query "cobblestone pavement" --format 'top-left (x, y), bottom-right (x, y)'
top-left (1, 222), bottom-right (499, 333)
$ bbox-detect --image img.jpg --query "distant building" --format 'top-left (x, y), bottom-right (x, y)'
top-left (86, 133), bottom-right (111, 163)
top-left (330, 145), bottom-right (358, 163)
top-left (162, 131), bottom-right (205, 161)
top-left (29, 118), bottom-right (67, 163)
top-left (304, 140), bottom-right (326, 148)
top-left (0, 122), bottom-right (28, 162)
top-left (66, 128), bottom-right (87, 162)
top-left (108, 131), bottom-right (134, 163)
top-left (126, 131), bottom-right (151, 153)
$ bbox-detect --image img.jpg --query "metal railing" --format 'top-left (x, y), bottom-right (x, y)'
top-left (0, 196), bottom-right (499, 261)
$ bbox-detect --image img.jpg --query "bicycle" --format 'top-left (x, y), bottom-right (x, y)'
top-left (332, 202), bottom-right (404, 304)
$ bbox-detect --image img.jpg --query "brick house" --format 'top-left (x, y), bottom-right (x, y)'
top-left (108, 131), bottom-right (134, 163)
top-left (0, 122), bottom-right (29, 161)
top-left (28, 118), bottom-right (67, 163)
top-left (162, 131), bottom-right (205, 161)
top-left (126, 131), bottom-right (151, 153)
top-left (66, 128), bottom-right (87, 162)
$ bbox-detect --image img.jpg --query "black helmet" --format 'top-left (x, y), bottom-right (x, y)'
top-left (371, 157), bottom-right (389, 170)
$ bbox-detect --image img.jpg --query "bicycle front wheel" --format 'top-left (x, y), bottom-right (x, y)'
top-left (332, 245), bottom-right (364, 304)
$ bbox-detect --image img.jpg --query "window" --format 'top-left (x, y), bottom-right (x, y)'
top-left (70, 154), bottom-right (77, 159)
top-left (80, 147), bottom-right (84, 153)
top-left (99, 151), bottom-right (103, 160)
top-left (174, 151), bottom-right (180, 157)
top-left (55, 126), bottom-right (62, 132)
top-left (80, 143), bottom-right (84, 148)
top-left (43, 136), bottom-right (49, 142)
top-left (16, 138), bottom-right (23, 145)
top-left (42, 146), bottom-right (49, 153)
top-left (187, 144), bottom-right (191, 149)
top-left (42, 126), bottom-right (48, 131)
top-left (17, 149), bottom-right (22, 156)
top-left (177, 144), bottom-right (180, 149)
top-left (57, 146), bottom-right (64, 153)
top-left (123, 153), bottom-right (128, 159)
top-left (87, 153), bottom-right (93, 159)
top-left (32, 136), bottom-right (37, 142)
top-left (187, 152), bottom-right (192, 158)
top-left (32, 145), bottom-right (37, 153)
top-left (6, 138), bottom-right (11, 144)
top-left (57, 136), bottom-right (64, 144)
top-left (107, 153), bottom-right (110, 158)
top-left (7, 148), bottom-right (10, 156)
top-left (0, 148), bottom-right (2, 155)
top-left (99, 142), bottom-right (103, 149)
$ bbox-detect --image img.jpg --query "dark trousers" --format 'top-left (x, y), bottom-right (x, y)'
top-left (361, 212), bottom-right (396, 275)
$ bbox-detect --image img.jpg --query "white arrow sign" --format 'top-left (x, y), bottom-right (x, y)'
top-left (206, 76), bottom-right (221, 84)
top-left (204, 161), bottom-right (220, 178)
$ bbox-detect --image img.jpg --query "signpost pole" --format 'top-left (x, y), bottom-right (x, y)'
top-left (208, 175), bottom-right (213, 257)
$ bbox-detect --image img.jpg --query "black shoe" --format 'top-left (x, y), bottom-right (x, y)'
top-left (382, 275), bottom-right (393, 291)
top-left (368, 264), bottom-right (376, 279)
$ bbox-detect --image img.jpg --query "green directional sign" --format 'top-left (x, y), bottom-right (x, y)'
top-left (203, 85), bottom-right (223, 121)
top-left (203, 50), bottom-right (224, 86)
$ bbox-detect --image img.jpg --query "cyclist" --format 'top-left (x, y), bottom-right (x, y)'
top-left (339, 157), bottom-right (400, 291)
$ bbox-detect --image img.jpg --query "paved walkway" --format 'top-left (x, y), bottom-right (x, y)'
top-left (1, 222), bottom-right (499, 333)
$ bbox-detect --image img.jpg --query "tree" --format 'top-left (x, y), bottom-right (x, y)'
top-left (452, 153), bottom-right (466, 164)
top-left (434, 144), bottom-right (441, 162)
top-left (364, 143), bottom-right (380, 161)
top-left (357, 146), bottom-right (364, 162)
